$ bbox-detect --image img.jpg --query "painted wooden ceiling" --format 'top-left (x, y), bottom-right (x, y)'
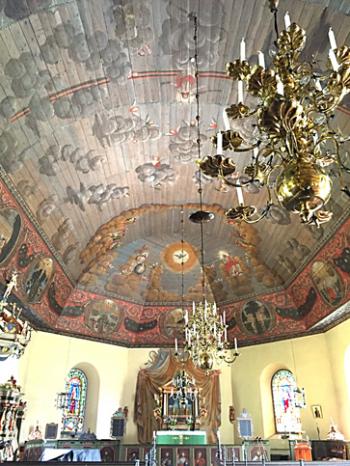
top-left (0, 0), bottom-right (350, 347)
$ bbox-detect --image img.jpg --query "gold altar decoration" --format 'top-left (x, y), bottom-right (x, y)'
top-left (134, 351), bottom-right (221, 444)
top-left (198, 4), bottom-right (350, 226)
top-left (0, 271), bottom-right (32, 360)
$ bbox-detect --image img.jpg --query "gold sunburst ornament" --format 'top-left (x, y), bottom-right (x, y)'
top-left (198, 6), bottom-right (350, 226)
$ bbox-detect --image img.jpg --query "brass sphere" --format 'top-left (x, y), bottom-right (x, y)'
top-left (276, 162), bottom-right (332, 214)
top-left (199, 352), bottom-right (213, 371)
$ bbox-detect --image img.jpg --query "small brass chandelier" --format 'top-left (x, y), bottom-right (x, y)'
top-left (181, 301), bottom-right (239, 371)
top-left (0, 271), bottom-right (32, 360)
top-left (198, 1), bottom-right (350, 226)
top-left (174, 14), bottom-right (240, 371)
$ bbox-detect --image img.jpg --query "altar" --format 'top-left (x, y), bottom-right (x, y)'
top-left (156, 430), bottom-right (207, 445)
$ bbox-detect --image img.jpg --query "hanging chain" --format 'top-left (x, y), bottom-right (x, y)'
top-left (192, 14), bottom-right (206, 302)
top-left (180, 204), bottom-right (185, 312)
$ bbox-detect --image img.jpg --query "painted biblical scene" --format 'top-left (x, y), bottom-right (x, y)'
top-left (311, 260), bottom-right (345, 306)
top-left (23, 256), bottom-right (54, 303)
top-left (84, 299), bottom-right (122, 335)
top-left (239, 300), bottom-right (275, 336)
top-left (78, 205), bottom-right (285, 305)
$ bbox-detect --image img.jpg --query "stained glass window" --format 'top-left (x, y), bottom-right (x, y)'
top-left (272, 369), bottom-right (301, 433)
top-left (62, 368), bottom-right (87, 434)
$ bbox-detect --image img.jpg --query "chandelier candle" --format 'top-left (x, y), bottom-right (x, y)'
top-left (223, 108), bottom-right (230, 130)
top-left (217, 132), bottom-right (223, 154)
top-left (328, 27), bottom-right (337, 50)
top-left (238, 80), bottom-right (244, 103)
top-left (329, 49), bottom-right (340, 71)
top-left (258, 51), bottom-right (265, 69)
top-left (284, 11), bottom-right (291, 29)
top-left (240, 37), bottom-right (246, 61)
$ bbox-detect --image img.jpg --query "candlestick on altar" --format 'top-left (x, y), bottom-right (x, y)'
top-left (217, 430), bottom-right (223, 460)
top-left (234, 337), bottom-right (238, 352)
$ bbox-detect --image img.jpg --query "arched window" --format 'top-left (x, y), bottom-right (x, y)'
top-left (62, 368), bottom-right (88, 434)
top-left (272, 369), bottom-right (301, 433)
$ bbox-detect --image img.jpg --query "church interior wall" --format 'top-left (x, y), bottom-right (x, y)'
top-left (232, 333), bottom-right (339, 443)
top-left (4, 318), bottom-right (350, 445)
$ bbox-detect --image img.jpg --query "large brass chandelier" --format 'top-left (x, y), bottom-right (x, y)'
top-left (174, 14), bottom-right (240, 371)
top-left (198, 0), bottom-right (350, 226)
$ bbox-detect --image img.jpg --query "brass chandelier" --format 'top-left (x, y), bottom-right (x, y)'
top-left (174, 14), bottom-right (240, 371)
top-left (181, 301), bottom-right (239, 371)
top-left (198, 1), bottom-right (350, 226)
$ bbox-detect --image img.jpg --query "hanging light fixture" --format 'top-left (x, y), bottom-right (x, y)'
top-left (0, 271), bottom-right (32, 360)
top-left (198, 1), bottom-right (350, 227)
top-left (55, 391), bottom-right (69, 411)
top-left (175, 14), bottom-right (240, 371)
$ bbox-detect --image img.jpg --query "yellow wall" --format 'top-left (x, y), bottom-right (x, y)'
top-left (4, 317), bottom-right (350, 444)
top-left (17, 331), bottom-right (129, 441)
top-left (232, 333), bottom-right (339, 442)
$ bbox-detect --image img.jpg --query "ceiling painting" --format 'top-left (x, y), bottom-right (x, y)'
top-left (0, 0), bottom-right (349, 348)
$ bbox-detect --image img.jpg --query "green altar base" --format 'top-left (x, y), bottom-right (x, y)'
top-left (156, 430), bottom-right (207, 445)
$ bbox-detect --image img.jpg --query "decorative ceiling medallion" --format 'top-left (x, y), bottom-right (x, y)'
top-left (84, 299), bottom-right (122, 335)
top-left (238, 300), bottom-right (276, 336)
top-left (162, 241), bottom-right (198, 273)
top-left (160, 308), bottom-right (184, 338)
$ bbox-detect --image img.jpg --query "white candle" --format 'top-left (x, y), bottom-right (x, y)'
top-left (240, 37), bottom-right (246, 61)
top-left (224, 326), bottom-right (227, 342)
top-left (329, 49), bottom-right (340, 71)
top-left (328, 27), bottom-right (337, 50)
top-left (184, 309), bottom-right (188, 325)
top-left (175, 338), bottom-right (178, 352)
top-left (213, 302), bottom-right (217, 315)
top-left (258, 51), bottom-right (265, 69)
top-left (192, 301), bottom-right (195, 314)
top-left (284, 11), bottom-right (291, 29)
top-left (236, 185), bottom-right (244, 205)
top-left (315, 79), bottom-right (322, 91)
top-left (223, 108), bottom-right (230, 130)
top-left (223, 310), bottom-right (226, 324)
top-left (234, 337), bottom-right (238, 351)
top-left (276, 76), bottom-right (284, 95)
top-left (217, 132), bottom-right (223, 155)
top-left (238, 80), bottom-right (244, 103)
top-left (253, 147), bottom-right (259, 159)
